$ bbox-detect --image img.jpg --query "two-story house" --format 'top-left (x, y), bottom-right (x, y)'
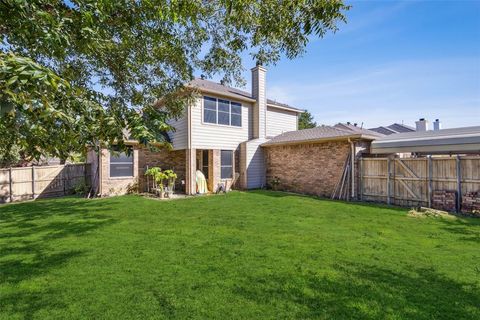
top-left (89, 66), bottom-right (303, 196)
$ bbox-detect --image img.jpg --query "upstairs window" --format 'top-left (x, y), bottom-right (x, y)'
top-left (204, 97), bottom-right (217, 124)
top-left (110, 147), bottom-right (133, 177)
top-left (203, 96), bottom-right (242, 127)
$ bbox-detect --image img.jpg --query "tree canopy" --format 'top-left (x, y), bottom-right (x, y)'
top-left (298, 110), bottom-right (317, 129)
top-left (0, 0), bottom-right (349, 164)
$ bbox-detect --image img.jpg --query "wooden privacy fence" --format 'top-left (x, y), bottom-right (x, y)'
top-left (0, 163), bottom-right (91, 203)
top-left (359, 156), bottom-right (480, 211)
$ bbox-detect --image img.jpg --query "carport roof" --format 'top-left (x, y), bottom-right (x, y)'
top-left (370, 126), bottom-right (480, 154)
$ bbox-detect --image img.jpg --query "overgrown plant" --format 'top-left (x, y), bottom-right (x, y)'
top-left (270, 176), bottom-right (281, 191)
top-left (145, 167), bottom-right (162, 190)
top-left (164, 169), bottom-right (177, 195)
top-left (155, 171), bottom-right (168, 197)
top-left (73, 179), bottom-right (88, 195)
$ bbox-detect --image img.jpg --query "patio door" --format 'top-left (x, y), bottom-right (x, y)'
top-left (202, 150), bottom-right (209, 179)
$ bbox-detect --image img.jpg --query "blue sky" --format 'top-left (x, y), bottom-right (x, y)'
top-left (230, 0), bottom-right (480, 129)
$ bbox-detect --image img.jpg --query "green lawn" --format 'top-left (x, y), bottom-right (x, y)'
top-left (1, 191), bottom-right (479, 320)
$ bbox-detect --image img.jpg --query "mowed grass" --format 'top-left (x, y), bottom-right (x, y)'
top-left (0, 191), bottom-right (479, 320)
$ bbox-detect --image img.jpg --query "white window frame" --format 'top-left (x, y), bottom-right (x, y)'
top-left (203, 96), bottom-right (242, 128)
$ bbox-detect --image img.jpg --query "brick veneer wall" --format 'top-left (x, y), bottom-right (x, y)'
top-left (264, 141), bottom-right (350, 198)
top-left (137, 148), bottom-right (186, 193)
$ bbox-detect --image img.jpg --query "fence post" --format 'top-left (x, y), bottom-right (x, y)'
top-left (63, 164), bottom-right (67, 195)
top-left (32, 166), bottom-right (35, 199)
top-left (387, 158), bottom-right (391, 205)
top-left (84, 163), bottom-right (87, 187)
top-left (9, 167), bottom-right (13, 203)
top-left (427, 156), bottom-right (432, 208)
top-left (456, 155), bottom-right (462, 212)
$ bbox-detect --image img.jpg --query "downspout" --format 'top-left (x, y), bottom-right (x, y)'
top-left (349, 139), bottom-right (355, 200)
top-left (187, 103), bottom-right (193, 195)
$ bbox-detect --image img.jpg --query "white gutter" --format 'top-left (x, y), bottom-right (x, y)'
top-left (262, 134), bottom-right (377, 147)
top-left (267, 104), bottom-right (304, 114)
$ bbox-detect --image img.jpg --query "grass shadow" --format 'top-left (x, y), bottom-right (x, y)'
top-left (233, 263), bottom-right (480, 319)
top-left (248, 189), bottom-right (409, 213)
top-left (0, 197), bottom-right (118, 317)
top-left (435, 217), bottom-right (480, 243)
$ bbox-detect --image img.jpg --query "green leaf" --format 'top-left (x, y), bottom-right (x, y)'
top-left (6, 76), bottom-right (18, 86)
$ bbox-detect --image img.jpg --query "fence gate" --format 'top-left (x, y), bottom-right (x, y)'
top-left (392, 158), bottom-right (428, 207)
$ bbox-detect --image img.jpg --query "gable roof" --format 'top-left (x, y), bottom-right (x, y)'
top-left (187, 78), bottom-right (303, 113)
top-left (334, 123), bottom-right (385, 137)
top-left (368, 126), bottom-right (397, 135)
top-left (387, 123), bottom-right (415, 133)
top-left (369, 123), bottom-right (415, 135)
top-left (262, 125), bottom-right (379, 147)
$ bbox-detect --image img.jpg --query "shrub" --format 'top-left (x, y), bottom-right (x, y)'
top-left (73, 179), bottom-right (89, 195)
top-left (269, 176), bottom-right (280, 191)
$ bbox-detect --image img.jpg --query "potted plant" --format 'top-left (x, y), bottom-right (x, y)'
top-left (164, 169), bottom-right (177, 198)
top-left (145, 167), bottom-right (161, 194)
top-left (155, 171), bottom-right (167, 198)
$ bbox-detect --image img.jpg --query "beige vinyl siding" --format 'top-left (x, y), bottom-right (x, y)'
top-left (252, 67), bottom-right (267, 138)
top-left (190, 97), bottom-right (252, 150)
top-left (266, 106), bottom-right (298, 138)
top-left (245, 139), bottom-right (267, 188)
top-left (167, 111), bottom-right (188, 150)
top-left (248, 106), bottom-right (254, 139)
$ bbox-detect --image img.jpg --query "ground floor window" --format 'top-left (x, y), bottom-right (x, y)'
top-left (221, 150), bottom-right (233, 179)
top-left (110, 147), bottom-right (133, 177)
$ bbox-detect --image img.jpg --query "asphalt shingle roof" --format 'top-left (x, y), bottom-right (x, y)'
top-left (188, 78), bottom-right (303, 112)
top-left (334, 123), bottom-right (385, 137)
top-left (262, 125), bottom-right (378, 146)
top-left (369, 123), bottom-right (415, 135)
top-left (387, 123), bottom-right (415, 133)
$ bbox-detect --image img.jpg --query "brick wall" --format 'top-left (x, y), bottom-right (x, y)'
top-left (462, 192), bottom-right (480, 213)
top-left (432, 190), bottom-right (457, 212)
top-left (137, 148), bottom-right (186, 193)
top-left (264, 141), bottom-right (350, 198)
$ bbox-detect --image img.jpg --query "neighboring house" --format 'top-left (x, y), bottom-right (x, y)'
top-left (369, 123), bottom-right (416, 136)
top-left (89, 66), bottom-right (304, 196)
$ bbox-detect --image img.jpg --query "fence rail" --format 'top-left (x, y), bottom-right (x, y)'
top-left (359, 156), bottom-right (480, 212)
top-left (0, 163), bottom-right (91, 203)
